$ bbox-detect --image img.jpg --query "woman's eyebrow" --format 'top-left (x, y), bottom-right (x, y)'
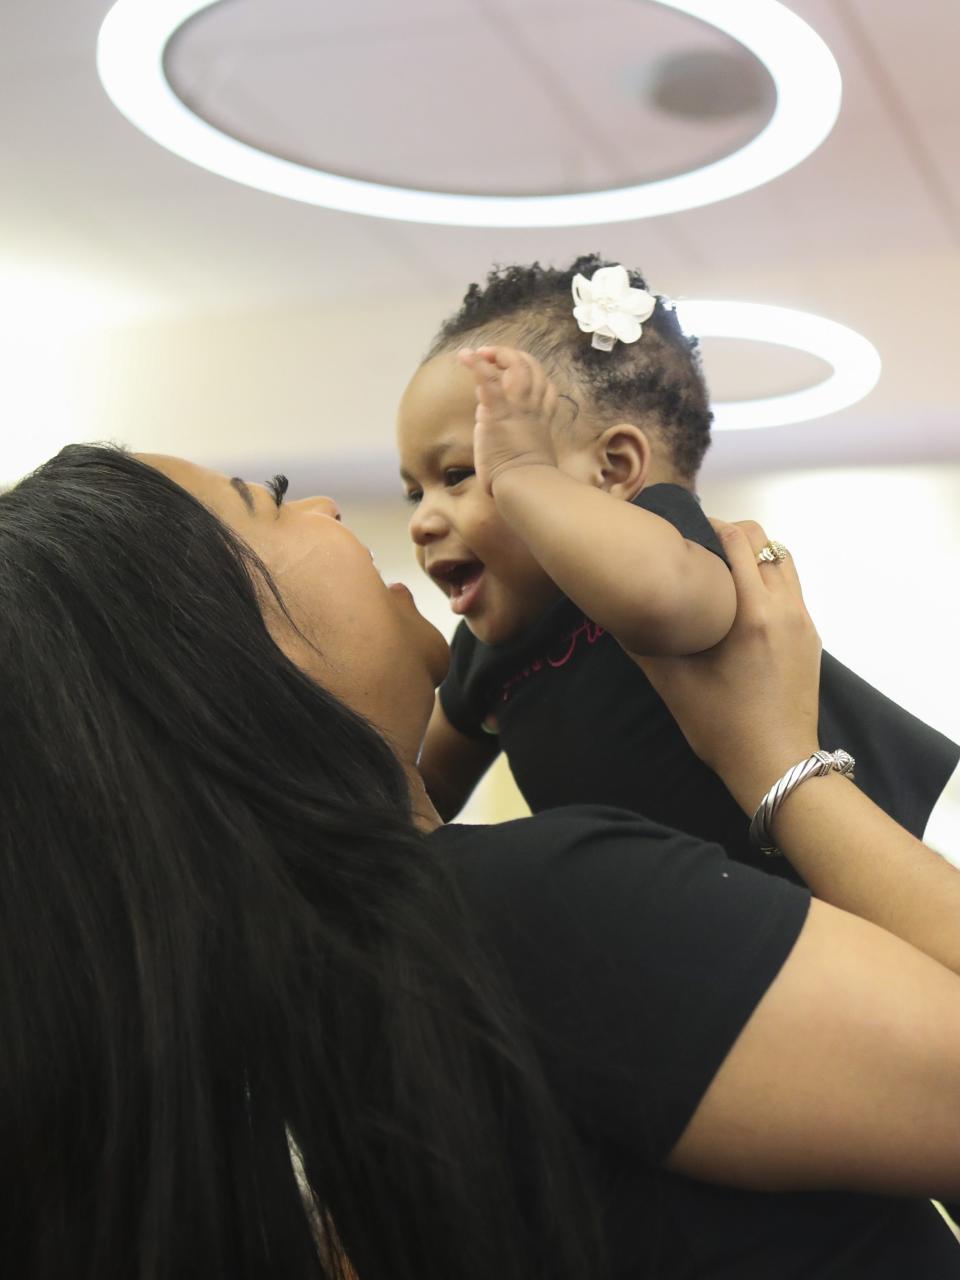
top-left (230, 476), bottom-right (255, 512)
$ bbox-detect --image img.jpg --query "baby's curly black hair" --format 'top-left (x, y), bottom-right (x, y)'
top-left (427, 254), bottom-right (712, 479)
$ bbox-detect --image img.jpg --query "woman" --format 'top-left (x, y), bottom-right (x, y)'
top-left (0, 444), bottom-right (958, 1279)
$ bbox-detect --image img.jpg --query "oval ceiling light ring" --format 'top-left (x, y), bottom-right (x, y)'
top-left (96, 0), bottom-right (841, 228)
top-left (673, 301), bottom-right (881, 430)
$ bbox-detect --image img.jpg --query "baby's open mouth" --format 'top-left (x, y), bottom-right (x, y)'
top-left (429, 560), bottom-right (485, 616)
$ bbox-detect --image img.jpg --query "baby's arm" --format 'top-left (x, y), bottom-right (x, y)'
top-left (462, 346), bottom-right (735, 656)
top-left (418, 694), bottom-right (501, 822)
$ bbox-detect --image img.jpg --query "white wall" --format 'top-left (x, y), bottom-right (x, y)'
top-left (699, 464), bottom-right (960, 746)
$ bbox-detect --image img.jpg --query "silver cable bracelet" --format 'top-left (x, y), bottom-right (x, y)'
top-left (749, 748), bottom-right (856, 856)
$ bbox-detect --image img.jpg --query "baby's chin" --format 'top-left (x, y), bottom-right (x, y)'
top-left (455, 575), bottom-right (563, 647)
top-left (462, 608), bottom-right (536, 650)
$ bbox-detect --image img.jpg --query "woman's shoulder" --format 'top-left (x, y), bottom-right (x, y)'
top-left (432, 803), bottom-right (806, 933)
top-left (432, 805), bottom-right (810, 974)
top-left (431, 805), bottom-right (811, 1160)
top-left (431, 804), bottom-right (693, 919)
top-left (432, 801), bottom-right (706, 861)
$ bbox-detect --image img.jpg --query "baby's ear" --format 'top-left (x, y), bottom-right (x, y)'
top-left (595, 423), bottom-right (651, 500)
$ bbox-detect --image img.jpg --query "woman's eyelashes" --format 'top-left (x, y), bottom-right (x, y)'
top-left (265, 474), bottom-right (289, 508)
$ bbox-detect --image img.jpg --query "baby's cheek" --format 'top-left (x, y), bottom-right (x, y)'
top-left (475, 505), bottom-right (517, 550)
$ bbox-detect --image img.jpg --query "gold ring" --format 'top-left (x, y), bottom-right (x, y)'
top-left (757, 540), bottom-right (789, 564)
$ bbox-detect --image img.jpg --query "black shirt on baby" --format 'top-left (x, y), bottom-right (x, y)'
top-left (434, 805), bottom-right (960, 1278)
top-left (439, 484), bottom-right (960, 880)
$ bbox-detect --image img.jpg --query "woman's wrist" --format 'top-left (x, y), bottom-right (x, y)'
top-left (718, 739), bottom-right (822, 819)
top-left (765, 768), bottom-right (852, 853)
top-left (749, 749), bottom-right (856, 855)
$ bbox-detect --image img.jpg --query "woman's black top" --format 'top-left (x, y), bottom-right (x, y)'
top-left (431, 805), bottom-right (960, 1278)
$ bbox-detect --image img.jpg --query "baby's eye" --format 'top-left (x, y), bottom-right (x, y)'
top-left (443, 467), bottom-right (474, 488)
top-left (403, 488), bottom-right (422, 506)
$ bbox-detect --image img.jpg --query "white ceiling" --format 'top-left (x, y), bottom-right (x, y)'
top-left (1, 0), bottom-right (959, 493)
top-left (168, 0), bottom-right (775, 195)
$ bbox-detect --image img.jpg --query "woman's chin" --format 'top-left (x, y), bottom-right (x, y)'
top-left (394, 585), bottom-right (451, 687)
top-left (425, 624), bottom-right (452, 688)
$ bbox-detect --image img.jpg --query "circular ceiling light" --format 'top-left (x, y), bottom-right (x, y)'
top-left (673, 301), bottom-right (881, 430)
top-left (96, 0), bottom-right (841, 228)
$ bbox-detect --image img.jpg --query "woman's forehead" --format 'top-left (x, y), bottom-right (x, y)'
top-left (136, 453), bottom-right (225, 501)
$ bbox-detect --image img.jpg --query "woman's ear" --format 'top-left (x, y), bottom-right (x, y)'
top-left (595, 423), bottom-right (651, 500)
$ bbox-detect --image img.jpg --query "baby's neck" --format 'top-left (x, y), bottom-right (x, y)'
top-left (643, 451), bottom-right (693, 492)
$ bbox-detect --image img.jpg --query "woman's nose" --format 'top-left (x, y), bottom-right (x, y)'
top-left (294, 495), bottom-right (341, 521)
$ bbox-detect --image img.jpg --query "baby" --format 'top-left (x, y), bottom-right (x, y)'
top-left (397, 255), bottom-right (959, 875)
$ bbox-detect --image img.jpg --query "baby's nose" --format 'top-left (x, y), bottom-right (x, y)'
top-left (414, 506), bottom-right (440, 542)
top-left (409, 502), bottom-right (446, 544)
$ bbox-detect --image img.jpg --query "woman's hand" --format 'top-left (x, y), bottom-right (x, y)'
top-left (644, 520), bottom-right (960, 982)
top-left (637, 520), bottom-right (822, 814)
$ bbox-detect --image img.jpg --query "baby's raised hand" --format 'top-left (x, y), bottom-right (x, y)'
top-left (458, 346), bottom-right (565, 494)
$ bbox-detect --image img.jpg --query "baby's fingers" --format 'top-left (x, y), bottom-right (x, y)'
top-left (474, 345), bottom-right (527, 372)
top-left (477, 347), bottom-right (532, 397)
top-left (459, 347), bottom-right (501, 385)
top-left (459, 350), bottom-right (510, 408)
top-left (476, 346), bottom-right (545, 400)
top-left (457, 348), bottom-right (509, 413)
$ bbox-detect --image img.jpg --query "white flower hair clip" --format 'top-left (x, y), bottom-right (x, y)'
top-left (571, 264), bottom-right (657, 351)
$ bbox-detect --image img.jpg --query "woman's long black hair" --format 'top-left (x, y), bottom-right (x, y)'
top-left (0, 445), bottom-right (602, 1279)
